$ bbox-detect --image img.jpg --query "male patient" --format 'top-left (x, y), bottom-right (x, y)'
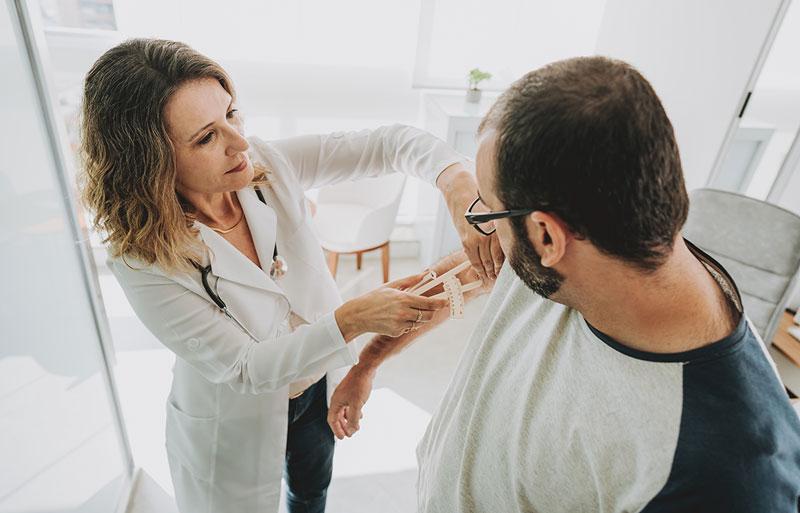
top-left (329, 56), bottom-right (800, 511)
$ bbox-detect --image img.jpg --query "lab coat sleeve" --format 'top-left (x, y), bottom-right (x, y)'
top-left (267, 124), bottom-right (467, 190)
top-left (110, 262), bottom-right (358, 394)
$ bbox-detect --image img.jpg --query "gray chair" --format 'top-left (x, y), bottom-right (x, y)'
top-left (683, 188), bottom-right (800, 343)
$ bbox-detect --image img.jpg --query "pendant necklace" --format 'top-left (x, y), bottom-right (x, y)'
top-left (208, 212), bottom-right (244, 234)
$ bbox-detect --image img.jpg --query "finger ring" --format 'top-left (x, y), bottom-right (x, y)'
top-left (415, 310), bottom-right (423, 323)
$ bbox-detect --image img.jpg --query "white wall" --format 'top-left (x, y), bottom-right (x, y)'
top-left (50, 0), bottom-right (425, 136)
top-left (595, 0), bottom-right (786, 192)
top-left (45, 0), bottom-right (435, 222)
top-left (415, 0), bottom-right (606, 89)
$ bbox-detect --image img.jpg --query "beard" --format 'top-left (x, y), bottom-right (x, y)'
top-left (508, 221), bottom-right (564, 299)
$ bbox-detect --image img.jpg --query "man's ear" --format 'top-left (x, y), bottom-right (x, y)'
top-left (525, 211), bottom-right (570, 268)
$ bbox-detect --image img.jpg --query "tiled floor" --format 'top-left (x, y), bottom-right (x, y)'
top-left (99, 252), bottom-right (486, 513)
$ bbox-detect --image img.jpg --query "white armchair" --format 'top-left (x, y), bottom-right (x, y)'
top-left (311, 173), bottom-right (407, 282)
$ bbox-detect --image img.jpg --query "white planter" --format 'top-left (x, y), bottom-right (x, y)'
top-left (465, 89), bottom-right (482, 103)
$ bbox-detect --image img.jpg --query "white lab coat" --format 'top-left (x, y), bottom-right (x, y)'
top-left (108, 125), bottom-right (464, 513)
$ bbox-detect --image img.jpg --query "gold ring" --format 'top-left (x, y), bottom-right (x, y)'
top-left (415, 310), bottom-right (423, 323)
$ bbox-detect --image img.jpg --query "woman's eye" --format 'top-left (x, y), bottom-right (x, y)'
top-left (198, 132), bottom-right (214, 145)
top-left (227, 109), bottom-right (239, 119)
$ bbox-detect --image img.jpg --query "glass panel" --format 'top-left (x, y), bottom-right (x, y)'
top-left (710, 0), bottom-right (800, 201)
top-left (39, 0), bottom-right (117, 30)
top-left (0, 2), bottom-right (129, 512)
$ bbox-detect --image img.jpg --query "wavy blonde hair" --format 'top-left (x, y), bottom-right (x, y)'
top-left (79, 38), bottom-right (267, 274)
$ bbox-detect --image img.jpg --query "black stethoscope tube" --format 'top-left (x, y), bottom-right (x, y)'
top-left (200, 264), bottom-right (227, 310)
top-left (191, 187), bottom-right (283, 341)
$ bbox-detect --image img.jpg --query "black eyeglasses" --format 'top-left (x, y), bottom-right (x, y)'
top-left (464, 196), bottom-right (535, 236)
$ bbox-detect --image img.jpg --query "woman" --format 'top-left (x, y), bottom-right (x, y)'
top-left (79, 39), bottom-right (500, 513)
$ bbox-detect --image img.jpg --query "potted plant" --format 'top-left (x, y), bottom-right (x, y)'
top-left (466, 68), bottom-right (492, 103)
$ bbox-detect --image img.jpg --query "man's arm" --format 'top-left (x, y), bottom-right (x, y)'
top-left (328, 250), bottom-right (494, 439)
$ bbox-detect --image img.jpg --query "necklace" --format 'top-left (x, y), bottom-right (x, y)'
top-left (208, 212), bottom-right (244, 234)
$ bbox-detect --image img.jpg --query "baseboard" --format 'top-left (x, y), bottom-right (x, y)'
top-left (114, 468), bottom-right (138, 513)
top-left (123, 468), bottom-right (179, 513)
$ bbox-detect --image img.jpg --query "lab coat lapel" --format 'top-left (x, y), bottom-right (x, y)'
top-left (237, 187), bottom-right (277, 267)
top-left (248, 184), bottom-right (342, 323)
top-left (196, 221), bottom-right (285, 299)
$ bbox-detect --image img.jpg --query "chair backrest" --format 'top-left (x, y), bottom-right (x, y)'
top-left (683, 188), bottom-right (800, 342)
top-left (316, 173), bottom-right (407, 210)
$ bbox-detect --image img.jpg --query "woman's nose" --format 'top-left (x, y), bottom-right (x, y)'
top-left (226, 127), bottom-right (249, 155)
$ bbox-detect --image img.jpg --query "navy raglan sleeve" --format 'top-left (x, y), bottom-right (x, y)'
top-left (641, 331), bottom-right (800, 513)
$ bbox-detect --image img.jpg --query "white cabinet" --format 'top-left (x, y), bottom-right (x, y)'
top-left (423, 93), bottom-right (498, 264)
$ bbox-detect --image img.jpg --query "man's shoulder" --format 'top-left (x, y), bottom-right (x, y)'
top-left (641, 450), bottom-right (800, 513)
top-left (642, 324), bottom-right (800, 512)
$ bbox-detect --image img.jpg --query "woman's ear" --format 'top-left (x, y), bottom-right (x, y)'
top-left (527, 211), bottom-right (569, 268)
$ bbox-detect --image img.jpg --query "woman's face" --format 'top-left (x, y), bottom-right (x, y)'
top-left (165, 77), bottom-right (254, 197)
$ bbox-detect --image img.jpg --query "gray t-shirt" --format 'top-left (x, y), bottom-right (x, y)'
top-left (416, 246), bottom-right (800, 513)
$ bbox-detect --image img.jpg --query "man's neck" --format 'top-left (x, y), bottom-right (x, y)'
top-left (567, 239), bottom-right (738, 354)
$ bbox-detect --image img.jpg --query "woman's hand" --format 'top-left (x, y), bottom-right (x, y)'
top-left (457, 220), bottom-right (504, 283)
top-left (329, 252), bottom-right (496, 439)
top-left (328, 364), bottom-right (375, 439)
top-left (334, 272), bottom-right (449, 341)
top-left (437, 163), bottom-right (505, 282)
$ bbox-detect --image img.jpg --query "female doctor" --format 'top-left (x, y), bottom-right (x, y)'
top-left (79, 39), bottom-right (502, 513)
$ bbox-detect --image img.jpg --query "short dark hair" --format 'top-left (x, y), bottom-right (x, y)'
top-left (480, 56), bottom-right (688, 271)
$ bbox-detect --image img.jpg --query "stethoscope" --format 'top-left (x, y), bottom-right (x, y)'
top-left (193, 261), bottom-right (263, 341)
top-left (192, 187), bottom-right (289, 342)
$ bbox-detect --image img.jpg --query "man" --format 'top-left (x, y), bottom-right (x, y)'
top-left (329, 56), bottom-right (800, 511)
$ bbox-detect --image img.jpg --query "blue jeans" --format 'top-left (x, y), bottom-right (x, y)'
top-left (285, 377), bottom-right (334, 513)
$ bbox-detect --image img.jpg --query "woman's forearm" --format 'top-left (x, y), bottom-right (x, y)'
top-left (436, 162), bottom-right (477, 217)
top-left (334, 301), bottom-right (364, 343)
top-left (352, 250), bottom-right (494, 374)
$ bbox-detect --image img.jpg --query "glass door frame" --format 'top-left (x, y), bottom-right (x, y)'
top-left (705, 0), bottom-right (794, 190)
top-left (7, 0), bottom-right (136, 508)
top-left (768, 127), bottom-right (800, 202)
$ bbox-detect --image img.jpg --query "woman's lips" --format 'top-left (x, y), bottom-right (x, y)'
top-left (226, 159), bottom-right (247, 174)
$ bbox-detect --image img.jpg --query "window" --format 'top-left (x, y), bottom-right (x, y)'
top-left (39, 0), bottom-right (117, 31)
top-left (413, 0), bottom-right (607, 90)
